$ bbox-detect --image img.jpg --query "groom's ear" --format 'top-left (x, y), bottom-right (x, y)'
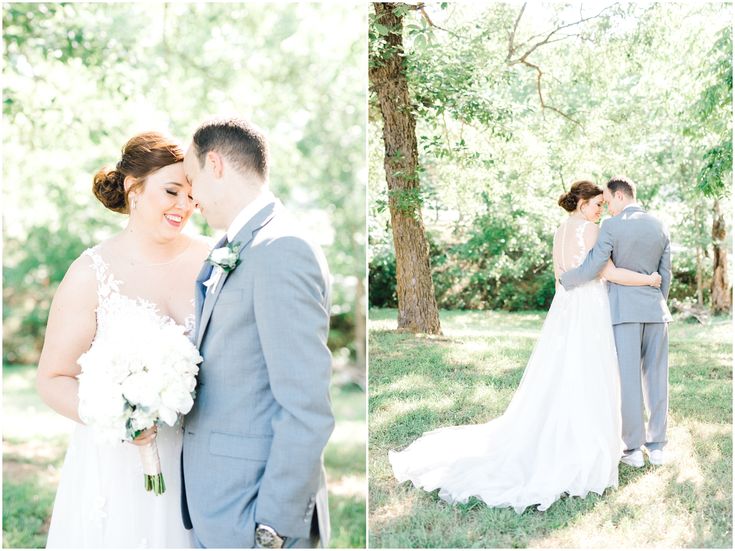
top-left (206, 151), bottom-right (225, 179)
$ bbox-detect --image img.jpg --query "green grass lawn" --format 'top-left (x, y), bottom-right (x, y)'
top-left (2, 365), bottom-right (366, 548)
top-left (369, 309), bottom-right (732, 548)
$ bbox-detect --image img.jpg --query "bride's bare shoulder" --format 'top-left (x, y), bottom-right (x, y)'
top-left (88, 233), bottom-right (126, 260)
top-left (54, 248), bottom-right (101, 307)
top-left (185, 234), bottom-right (215, 262)
top-left (553, 219), bottom-right (568, 238)
top-left (583, 220), bottom-right (600, 236)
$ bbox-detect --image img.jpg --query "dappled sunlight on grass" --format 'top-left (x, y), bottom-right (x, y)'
top-left (329, 475), bottom-right (365, 498)
top-left (4, 366), bottom-right (366, 549)
top-left (671, 318), bottom-right (731, 342)
top-left (331, 420), bottom-right (366, 445)
top-left (533, 421), bottom-right (724, 547)
top-left (444, 325), bottom-right (542, 339)
top-left (454, 338), bottom-right (493, 354)
top-left (383, 394), bottom-right (456, 420)
top-left (385, 372), bottom-right (435, 394)
top-left (368, 487), bottom-right (423, 540)
top-left (4, 369), bottom-right (76, 442)
top-left (370, 308), bottom-right (548, 339)
top-left (4, 413), bottom-right (75, 442)
top-left (469, 385), bottom-right (507, 408)
top-left (4, 370), bottom-right (35, 391)
top-left (369, 309), bottom-right (732, 548)
top-left (369, 316), bottom-right (401, 332)
top-left (3, 439), bottom-right (67, 469)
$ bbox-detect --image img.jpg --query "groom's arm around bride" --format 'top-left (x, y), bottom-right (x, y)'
top-left (560, 177), bottom-right (672, 306)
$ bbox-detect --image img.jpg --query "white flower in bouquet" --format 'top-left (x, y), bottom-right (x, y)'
top-left (77, 304), bottom-right (202, 495)
top-left (121, 372), bottom-right (160, 409)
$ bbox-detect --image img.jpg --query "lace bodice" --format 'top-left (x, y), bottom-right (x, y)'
top-left (46, 247), bottom-right (198, 549)
top-left (82, 247), bottom-right (196, 338)
top-left (553, 218), bottom-right (593, 273)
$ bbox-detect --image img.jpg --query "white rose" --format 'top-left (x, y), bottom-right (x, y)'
top-left (121, 373), bottom-right (160, 409)
top-left (210, 247), bottom-right (231, 264)
top-left (131, 408), bottom-right (156, 432)
top-left (157, 405), bottom-right (178, 427)
top-left (161, 383), bottom-right (194, 415)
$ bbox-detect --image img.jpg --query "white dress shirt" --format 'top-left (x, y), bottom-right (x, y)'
top-left (205, 189), bottom-right (275, 295)
top-left (226, 188), bottom-right (276, 243)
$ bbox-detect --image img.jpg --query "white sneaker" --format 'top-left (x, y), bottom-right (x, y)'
top-left (648, 449), bottom-right (665, 466)
top-left (620, 450), bottom-right (644, 468)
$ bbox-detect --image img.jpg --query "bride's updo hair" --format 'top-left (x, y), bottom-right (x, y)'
top-left (558, 180), bottom-right (602, 212)
top-left (93, 132), bottom-right (184, 214)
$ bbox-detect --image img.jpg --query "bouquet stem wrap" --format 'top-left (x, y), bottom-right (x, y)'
top-left (138, 438), bottom-right (166, 495)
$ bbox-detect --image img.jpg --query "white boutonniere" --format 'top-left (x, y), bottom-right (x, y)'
top-left (208, 241), bottom-right (241, 272)
top-left (204, 241), bottom-right (241, 294)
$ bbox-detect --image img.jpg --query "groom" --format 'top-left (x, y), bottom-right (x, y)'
top-left (560, 176), bottom-right (672, 468)
top-left (181, 117), bottom-right (335, 548)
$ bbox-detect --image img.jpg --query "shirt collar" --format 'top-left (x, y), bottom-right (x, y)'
top-left (622, 202), bottom-right (641, 212)
top-left (226, 188), bottom-right (275, 243)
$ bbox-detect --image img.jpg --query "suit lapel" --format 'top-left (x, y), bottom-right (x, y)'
top-left (194, 235), bottom-right (226, 344)
top-left (196, 200), bottom-right (280, 348)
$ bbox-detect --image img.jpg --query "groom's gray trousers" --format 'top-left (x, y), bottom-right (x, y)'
top-left (559, 206), bottom-right (672, 456)
top-left (191, 525), bottom-right (319, 549)
top-left (613, 322), bottom-right (669, 453)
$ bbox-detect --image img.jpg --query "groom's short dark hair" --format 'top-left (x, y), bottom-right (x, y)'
top-left (192, 117), bottom-right (269, 180)
top-left (606, 176), bottom-right (636, 199)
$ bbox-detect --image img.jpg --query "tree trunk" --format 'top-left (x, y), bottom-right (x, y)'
top-left (711, 198), bottom-right (731, 313)
top-left (369, 2), bottom-right (442, 334)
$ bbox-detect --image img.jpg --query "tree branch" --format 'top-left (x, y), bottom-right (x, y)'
top-left (506, 2), bottom-right (526, 61)
top-left (542, 33), bottom-right (582, 47)
top-left (415, 2), bottom-right (458, 36)
top-left (506, 3), bottom-right (618, 127)
top-left (522, 58), bottom-right (583, 128)
top-left (517, 4), bottom-right (616, 61)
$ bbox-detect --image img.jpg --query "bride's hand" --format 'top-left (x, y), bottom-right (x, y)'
top-left (131, 426), bottom-right (157, 447)
top-left (649, 272), bottom-right (662, 288)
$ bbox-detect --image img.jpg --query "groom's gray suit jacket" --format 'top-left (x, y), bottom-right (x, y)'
top-left (560, 206), bottom-right (672, 323)
top-left (182, 199), bottom-right (335, 548)
top-left (560, 205), bottom-right (672, 452)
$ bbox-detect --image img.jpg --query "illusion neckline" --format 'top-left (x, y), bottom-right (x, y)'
top-left (85, 246), bottom-right (195, 334)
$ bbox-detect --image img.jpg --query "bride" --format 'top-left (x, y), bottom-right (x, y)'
top-left (36, 132), bottom-right (211, 547)
top-left (389, 180), bottom-right (662, 514)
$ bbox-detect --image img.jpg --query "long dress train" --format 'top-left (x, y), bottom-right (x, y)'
top-left (389, 219), bottom-right (623, 513)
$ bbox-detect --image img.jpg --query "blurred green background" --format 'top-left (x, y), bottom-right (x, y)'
top-left (367, 2), bottom-right (731, 547)
top-left (2, 2), bottom-right (366, 548)
top-left (369, 2), bottom-right (732, 315)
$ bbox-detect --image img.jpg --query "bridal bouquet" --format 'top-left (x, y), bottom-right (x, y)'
top-left (76, 305), bottom-right (202, 495)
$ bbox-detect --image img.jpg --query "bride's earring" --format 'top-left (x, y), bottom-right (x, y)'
top-left (131, 197), bottom-right (137, 210)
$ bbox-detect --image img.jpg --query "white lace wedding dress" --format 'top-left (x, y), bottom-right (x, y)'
top-left (45, 247), bottom-right (195, 548)
top-left (389, 218), bottom-right (624, 513)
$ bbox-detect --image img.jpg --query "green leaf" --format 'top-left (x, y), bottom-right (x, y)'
top-left (373, 23), bottom-right (391, 36)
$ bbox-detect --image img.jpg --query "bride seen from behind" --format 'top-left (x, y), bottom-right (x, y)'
top-left (35, 132), bottom-right (211, 548)
top-left (389, 180), bottom-right (662, 514)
